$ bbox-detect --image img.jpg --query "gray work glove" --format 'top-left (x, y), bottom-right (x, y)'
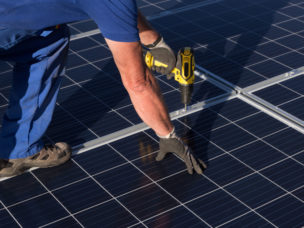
top-left (156, 128), bottom-right (207, 175)
top-left (145, 36), bottom-right (176, 77)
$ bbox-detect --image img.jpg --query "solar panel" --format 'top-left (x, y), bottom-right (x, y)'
top-left (1, 98), bottom-right (303, 227)
top-left (254, 74), bottom-right (304, 123)
top-left (0, 0), bottom-right (304, 227)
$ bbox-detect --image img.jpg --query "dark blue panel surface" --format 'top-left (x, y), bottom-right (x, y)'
top-left (73, 145), bottom-right (126, 175)
top-left (281, 75), bottom-right (304, 94)
top-left (294, 152), bottom-right (304, 165)
top-left (279, 5), bottom-right (304, 17)
top-left (53, 178), bottom-right (111, 213)
top-left (203, 154), bottom-right (252, 186)
top-left (223, 68), bottom-right (266, 88)
top-left (186, 189), bottom-right (249, 227)
top-left (221, 212), bottom-right (273, 228)
top-left (43, 217), bottom-right (81, 228)
top-left (0, 173), bottom-right (45, 206)
top-left (75, 200), bottom-right (138, 227)
top-left (254, 84), bottom-right (299, 106)
top-left (159, 171), bottom-right (217, 203)
top-left (248, 60), bottom-right (291, 78)
top-left (276, 34), bottom-right (304, 50)
top-left (179, 109), bottom-right (229, 134)
top-left (261, 159), bottom-right (304, 191)
top-left (225, 174), bottom-right (285, 208)
top-left (10, 194), bottom-right (68, 227)
top-left (205, 124), bottom-right (256, 152)
top-left (191, 81), bottom-right (226, 102)
top-left (46, 106), bottom-right (97, 146)
top-left (293, 186), bottom-right (304, 201)
top-left (70, 20), bottom-right (98, 33)
top-left (255, 42), bottom-right (290, 58)
top-left (254, 26), bottom-right (290, 40)
top-left (235, 112), bottom-right (286, 138)
top-left (280, 97), bottom-right (304, 121)
top-left (110, 132), bottom-right (159, 160)
top-left (144, 206), bottom-right (207, 228)
top-left (278, 19), bottom-right (304, 33)
top-left (33, 160), bottom-right (88, 190)
top-left (65, 64), bottom-right (100, 83)
top-left (231, 141), bottom-right (286, 170)
top-left (230, 32), bottom-right (268, 48)
top-left (66, 54), bottom-right (87, 69)
top-left (69, 38), bottom-right (99, 52)
top-left (257, 195), bottom-right (304, 227)
top-left (275, 52), bottom-right (304, 69)
top-left (95, 163), bottom-right (152, 197)
top-left (116, 105), bottom-right (141, 124)
top-left (210, 99), bottom-right (259, 121)
top-left (119, 184), bottom-right (179, 220)
top-left (264, 128), bottom-right (304, 155)
top-left (77, 46), bottom-right (111, 62)
top-left (133, 154), bottom-right (185, 182)
top-left (0, 210), bottom-right (19, 228)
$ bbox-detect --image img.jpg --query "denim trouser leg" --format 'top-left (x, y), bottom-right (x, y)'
top-left (0, 25), bottom-right (70, 159)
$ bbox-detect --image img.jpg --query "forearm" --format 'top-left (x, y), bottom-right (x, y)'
top-left (137, 10), bottom-right (159, 46)
top-left (127, 67), bottom-right (173, 136)
top-left (105, 39), bottom-right (173, 136)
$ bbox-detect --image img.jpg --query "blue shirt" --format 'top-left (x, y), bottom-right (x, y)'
top-left (0, 0), bottom-right (139, 42)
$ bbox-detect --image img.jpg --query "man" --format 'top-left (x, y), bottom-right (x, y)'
top-left (0, 0), bottom-right (205, 177)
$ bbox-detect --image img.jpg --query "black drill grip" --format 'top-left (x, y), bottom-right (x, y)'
top-left (180, 84), bottom-right (193, 105)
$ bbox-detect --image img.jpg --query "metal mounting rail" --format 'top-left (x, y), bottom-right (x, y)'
top-left (196, 63), bottom-right (304, 134)
top-left (239, 91), bottom-right (304, 134)
top-left (243, 66), bottom-right (304, 93)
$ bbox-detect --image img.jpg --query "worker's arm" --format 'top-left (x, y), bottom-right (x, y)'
top-left (105, 39), bottom-right (206, 174)
top-left (105, 39), bottom-right (173, 136)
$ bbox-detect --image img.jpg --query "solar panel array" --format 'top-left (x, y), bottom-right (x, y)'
top-left (0, 0), bottom-right (304, 227)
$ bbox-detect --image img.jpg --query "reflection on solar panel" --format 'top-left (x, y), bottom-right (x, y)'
top-left (0, 0), bottom-right (304, 227)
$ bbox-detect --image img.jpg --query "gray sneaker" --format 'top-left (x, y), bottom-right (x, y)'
top-left (0, 142), bottom-right (71, 177)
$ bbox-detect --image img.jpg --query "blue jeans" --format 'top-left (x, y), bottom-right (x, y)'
top-left (0, 25), bottom-right (70, 159)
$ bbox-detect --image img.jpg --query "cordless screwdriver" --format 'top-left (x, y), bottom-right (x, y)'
top-left (145, 47), bottom-right (195, 110)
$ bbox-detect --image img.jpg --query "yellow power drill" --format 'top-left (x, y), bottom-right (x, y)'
top-left (145, 47), bottom-right (195, 110)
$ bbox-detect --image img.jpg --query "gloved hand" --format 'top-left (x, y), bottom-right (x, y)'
top-left (156, 128), bottom-right (207, 175)
top-left (144, 36), bottom-right (176, 76)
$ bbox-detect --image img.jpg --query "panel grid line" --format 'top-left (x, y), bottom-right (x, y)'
top-left (30, 172), bottom-right (85, 228)
top-left (0, 201), bottom-right (22, 228)
top-left (1, 1), bottom-right (304, 227)
top-left (207, 109), bottom-right (304, 203)
top-left (70, 159), bottom-right (148, 227)
top-left (107, 144), bottom-right (213, 227)
top-left (216, 184), bottom-right (304, 227)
